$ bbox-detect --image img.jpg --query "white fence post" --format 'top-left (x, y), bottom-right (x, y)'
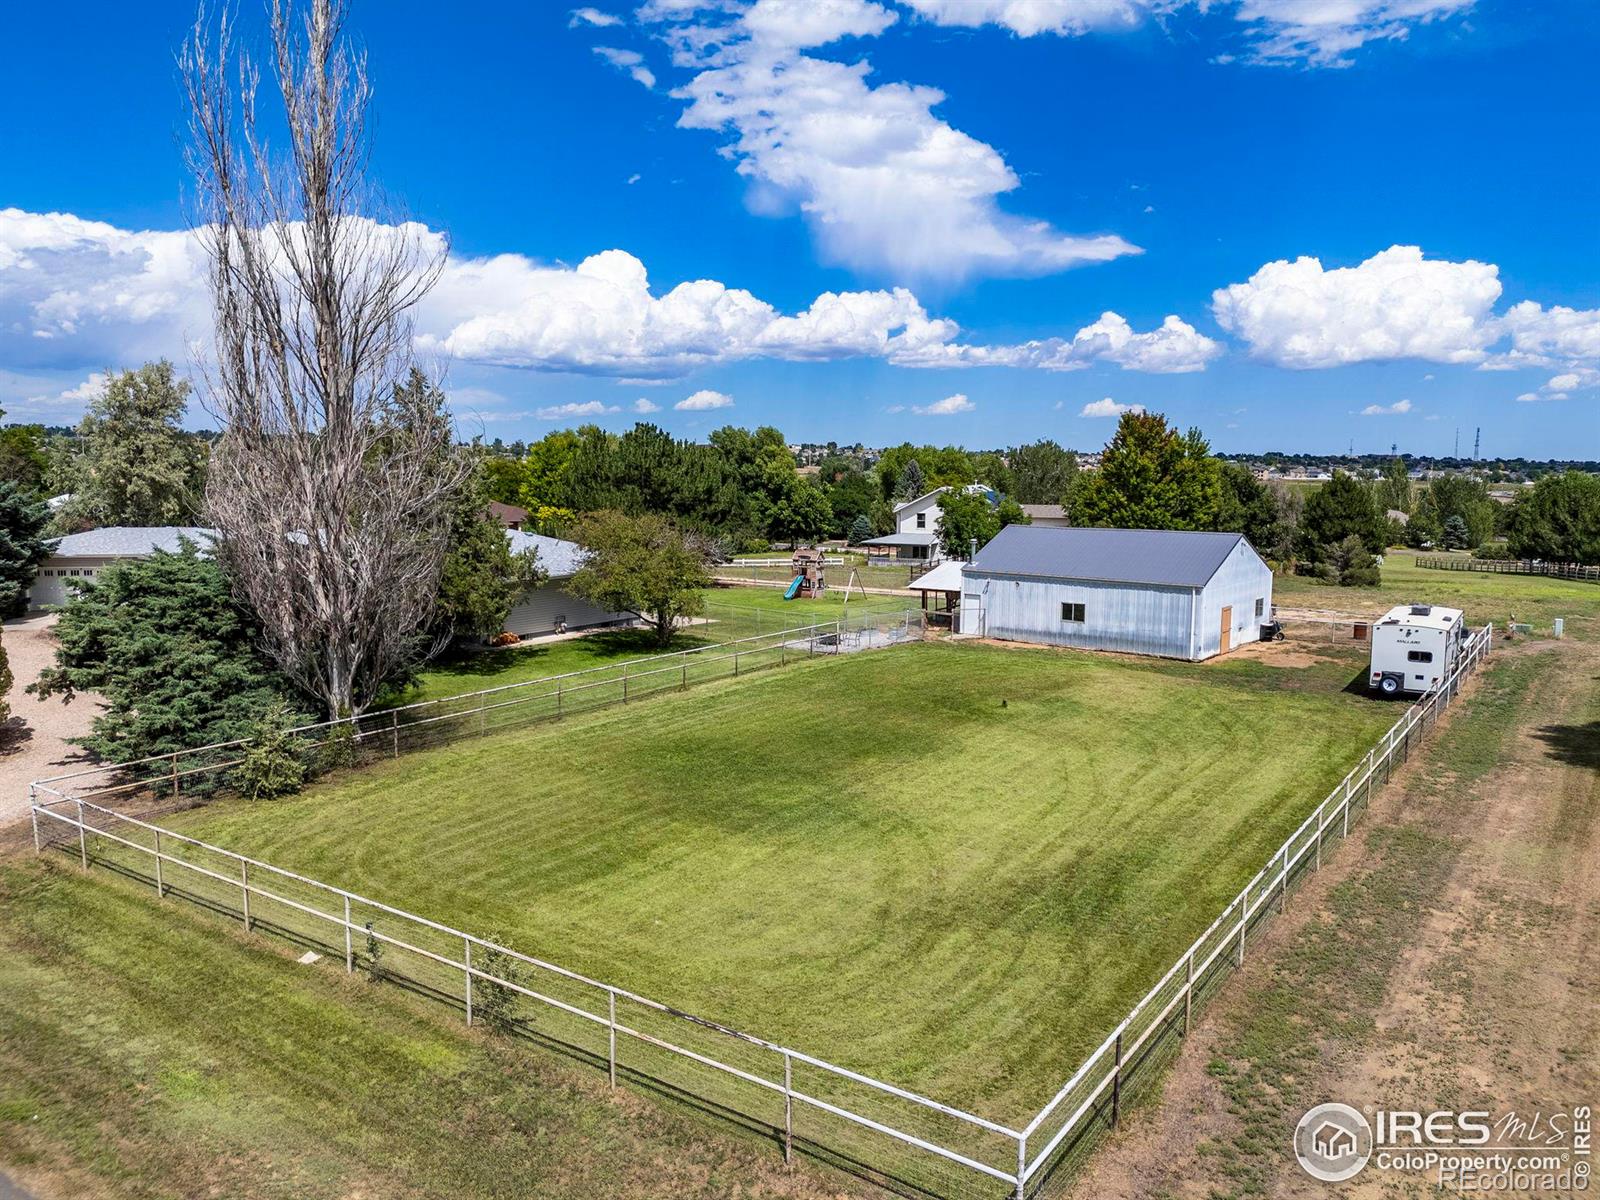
top-left (783, 1050), bottom-right (794, 1165)
top-left (1015, 1134), bottom-right (1026, 1200)
top-left (343, 895), bottom-right (353, 972)
top-left (29, 786), bottom-right (40, 853)
top-left (608, 991), bottom-right (617, 1087)
top-left (240, 861), bottom-right (251, 930)
top-left (76, 798), bottom-right (87, 868)
top-left (464, 938), bottom-right (474, 1026)
top-left (154, 828), bottom-right (164, 897)
top-left (1183, 951), bottom-right (1193, 1036)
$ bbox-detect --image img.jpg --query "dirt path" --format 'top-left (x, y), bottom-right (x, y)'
top-left (1071, 637), bottom-right (1599, 1198)
top-left (0, 615), bottom-right (99, 827)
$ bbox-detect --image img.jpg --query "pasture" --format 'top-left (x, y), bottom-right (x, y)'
top-left (162, 637), bottom-right (1394, 1124)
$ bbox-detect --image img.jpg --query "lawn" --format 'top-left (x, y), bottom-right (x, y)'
top-left (390, 588), bottom-right (915, 704)
top-left (161, 637), bottom-right (1395, 1127)
top-left (1277, 549), bottom-right (1599, 640)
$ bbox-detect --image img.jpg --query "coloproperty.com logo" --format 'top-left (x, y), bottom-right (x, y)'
top-left (1294, 1103), bottom-right (1593, 1191)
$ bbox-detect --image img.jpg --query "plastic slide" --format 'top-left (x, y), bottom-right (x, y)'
top-left (784, 575), bottom-right (804, 599)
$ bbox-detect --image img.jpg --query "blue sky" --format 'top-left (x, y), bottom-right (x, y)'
top-left (1, 0), bottom-right (1596, 457)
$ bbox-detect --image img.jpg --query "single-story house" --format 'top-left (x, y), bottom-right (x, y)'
top-left (28, 526), bottom-right (217, 610)
top-left (501, 530), bottom-right (634, 639)
top-left (1019, 503), bottom-right (1070, 528)
top-left (861, 484), bottom-right (995, 564)
top-left (958, 525), bottom-right (1273, 661)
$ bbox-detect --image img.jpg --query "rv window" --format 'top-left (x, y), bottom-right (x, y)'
top-left (1407, 650), bottom-right (1433, 663)
top-left (1061, 602), bottom-right (1085, 623)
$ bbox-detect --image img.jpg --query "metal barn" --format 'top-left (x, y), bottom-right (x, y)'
top-left (958, 526), bottom-right (1273, 660)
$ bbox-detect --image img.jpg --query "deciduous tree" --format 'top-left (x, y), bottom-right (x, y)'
top-left (183, 2), bottom-right (470, 718)
top-left (1069, 412), bottom-right (1225, 531)
top-left (568, 511), bottom-right (712, 646)
top-left (1506, 470), bottom-right (1600, 563)
top-left (54, 362), bottom-right (205, 528)
top-left (1298, 471), bottom-right (1385, 565)
top-left (1008, 440), bottom-right (1076, 506)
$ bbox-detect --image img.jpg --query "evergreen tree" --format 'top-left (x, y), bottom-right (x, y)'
top-left (55, 362), bottom-right (206, 528)
top-left (1298, 471), bottom-right (1385, 566)
top-left (0, 624), bottom-right (11, 727)
top-left (30, 544), bottom-right (307, 764)
top-left (1317, 534), bottom-right (1381, 586)
top-left (1441, 514), bottom-right (1470, 550)
top-left (437, 456), bottom-right (544, 640)
top-left (0, 481), bottom-right (50, 617)
top-left (897, 458), bottom-right (927, 501)
top-left (847, 513), bottom-right (873, 546)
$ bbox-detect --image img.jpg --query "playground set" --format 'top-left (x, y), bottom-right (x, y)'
top-left (784, 547), bottom-right (828, 599)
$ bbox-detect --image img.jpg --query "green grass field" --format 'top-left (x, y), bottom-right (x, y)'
top-left (164, 638), bottom-right (1394, 1124)
top-left (390, 589), bottom-right (915, 704)
top-left (1277, 549), bottom-right (1597, 639)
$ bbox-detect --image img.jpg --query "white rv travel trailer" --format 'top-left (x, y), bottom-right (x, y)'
top-left (1368, 603), bottom-right (1467, 696)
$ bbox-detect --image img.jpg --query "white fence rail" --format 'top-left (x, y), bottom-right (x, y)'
top-left (28, 625), bottom-right (1493, 1197)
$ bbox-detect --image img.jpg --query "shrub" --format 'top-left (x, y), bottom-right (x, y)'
top-left (489, 631), bottom-right (521, 647)
top-left (1315, 535), bottom-right (1381, 587)
top-left (1472, 541), bottom-right (1514, 561)
top-left (234, 700), bottom-right (307, 801)
top-left (473, 936), bottom-right (526, 1032)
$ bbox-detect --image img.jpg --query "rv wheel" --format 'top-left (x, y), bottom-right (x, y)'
top-left (1378, 675), bottom-right (1400, 696)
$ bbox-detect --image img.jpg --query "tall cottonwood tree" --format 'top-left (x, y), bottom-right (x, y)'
top-left (183, 0), bottom-right (468, 718)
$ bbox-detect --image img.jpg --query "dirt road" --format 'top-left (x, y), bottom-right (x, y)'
top-left (1071, 636), bottom-right (1599, 1198)
top-left (0, 616), bottom-right (98, 827)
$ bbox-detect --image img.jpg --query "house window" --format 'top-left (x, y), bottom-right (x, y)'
top-left (916, 512), bottom-right (926, 529)
top-left (1254, 597), bottom-right (1264, 618)
top-left (1407, 650), bottom-right (1433, 663)
top-left (1061, 602), bottom-right (1086, 623)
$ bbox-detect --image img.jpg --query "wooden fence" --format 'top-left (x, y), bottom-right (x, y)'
top-left (1416, 556), bottom-right (1600, 583)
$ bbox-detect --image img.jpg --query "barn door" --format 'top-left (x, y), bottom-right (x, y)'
top-left (1220, 606), bottom-right (1232, 654)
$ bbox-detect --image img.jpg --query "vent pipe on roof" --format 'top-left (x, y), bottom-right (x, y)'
top-left (969, 537), bottom-right (978, 563)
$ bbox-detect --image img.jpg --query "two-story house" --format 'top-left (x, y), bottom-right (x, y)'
top-left (861, 485), bottom-right (994, 564)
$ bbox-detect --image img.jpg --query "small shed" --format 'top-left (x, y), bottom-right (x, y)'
top-left (959, 526), bottom-right (1273, 660)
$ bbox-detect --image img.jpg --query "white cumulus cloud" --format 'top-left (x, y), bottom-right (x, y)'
top-left (1360, 398), bottom-right (1413, 415)
top-left (890, 311), bottom-right (1221, 373)
top-left (1080, 397), bottom-right (1144, 417)
top-left (642, 2), bottom-right (1139, 283)
top-left (536, 401), bottom-right (621, 419)
top-left (901, 0), bottom-right (1156, 37)
top-left (1212, 246), bottom-right (1503, 369)
top-left (570, 7), bottom-right (623, 27)
top-left (913, 392), bottom-right (974, 415)
top-left (676, 388), bottom-right (734, 410)
top-left (593, 46), bottom-right (656, 88)
top-left (633, 397), bottom-right (661, 412)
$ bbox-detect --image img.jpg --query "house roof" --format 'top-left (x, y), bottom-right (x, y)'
top-left (907, 560), bottom-right (965, 592)
top-left (47, 526), bottom-right (217, 559)
top-left (1019, 504), bottom-right (1066, 520)
top-left (967, 525), bottom-right (1253, 588)
top-left (861, 531), bottom-right (935, 548)
top-left (892, 486), bottom-right (948, 514)
top-left (507, 529), bottom-right (588, 577)
top-left (487, 500), bottom-right (529, 527)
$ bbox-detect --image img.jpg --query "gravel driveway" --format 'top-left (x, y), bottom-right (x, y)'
top-left (1, 614), bottom-right (100, 827)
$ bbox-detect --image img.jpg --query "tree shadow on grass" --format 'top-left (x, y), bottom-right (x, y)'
top-left (1531, 721), bottom-right (1600, 770)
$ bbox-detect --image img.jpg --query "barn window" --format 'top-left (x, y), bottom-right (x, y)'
top-left (916, 512), bottom-right (926, 529)
top-left (1407, 650), bottom-right (1433, 663)
top-left (1254, 597), bottom-right (1264, 617)
top-left (1061, 602), bottom-right (1086, 623)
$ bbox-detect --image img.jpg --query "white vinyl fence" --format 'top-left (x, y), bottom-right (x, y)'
top-left (29, 625), bottom-right (1493, 1198)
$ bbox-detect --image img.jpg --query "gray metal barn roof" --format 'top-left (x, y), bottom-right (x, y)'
top-left (967, 525), bottom-right (1251, 588)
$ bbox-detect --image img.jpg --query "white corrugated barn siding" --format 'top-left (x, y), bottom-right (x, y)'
top-left (503, 579), bottom-right (633, 639)
top-left (1194, 539), bottom-right (1274, 658)
top-left (962, 573), bottom-right (1197, 658)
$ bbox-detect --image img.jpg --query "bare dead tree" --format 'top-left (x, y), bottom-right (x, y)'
top-left (182, 0), bottom-right (467, 718)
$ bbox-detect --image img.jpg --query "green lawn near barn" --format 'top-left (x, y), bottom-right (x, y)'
top-left (164, 637), bottom-right (1394, 1126)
